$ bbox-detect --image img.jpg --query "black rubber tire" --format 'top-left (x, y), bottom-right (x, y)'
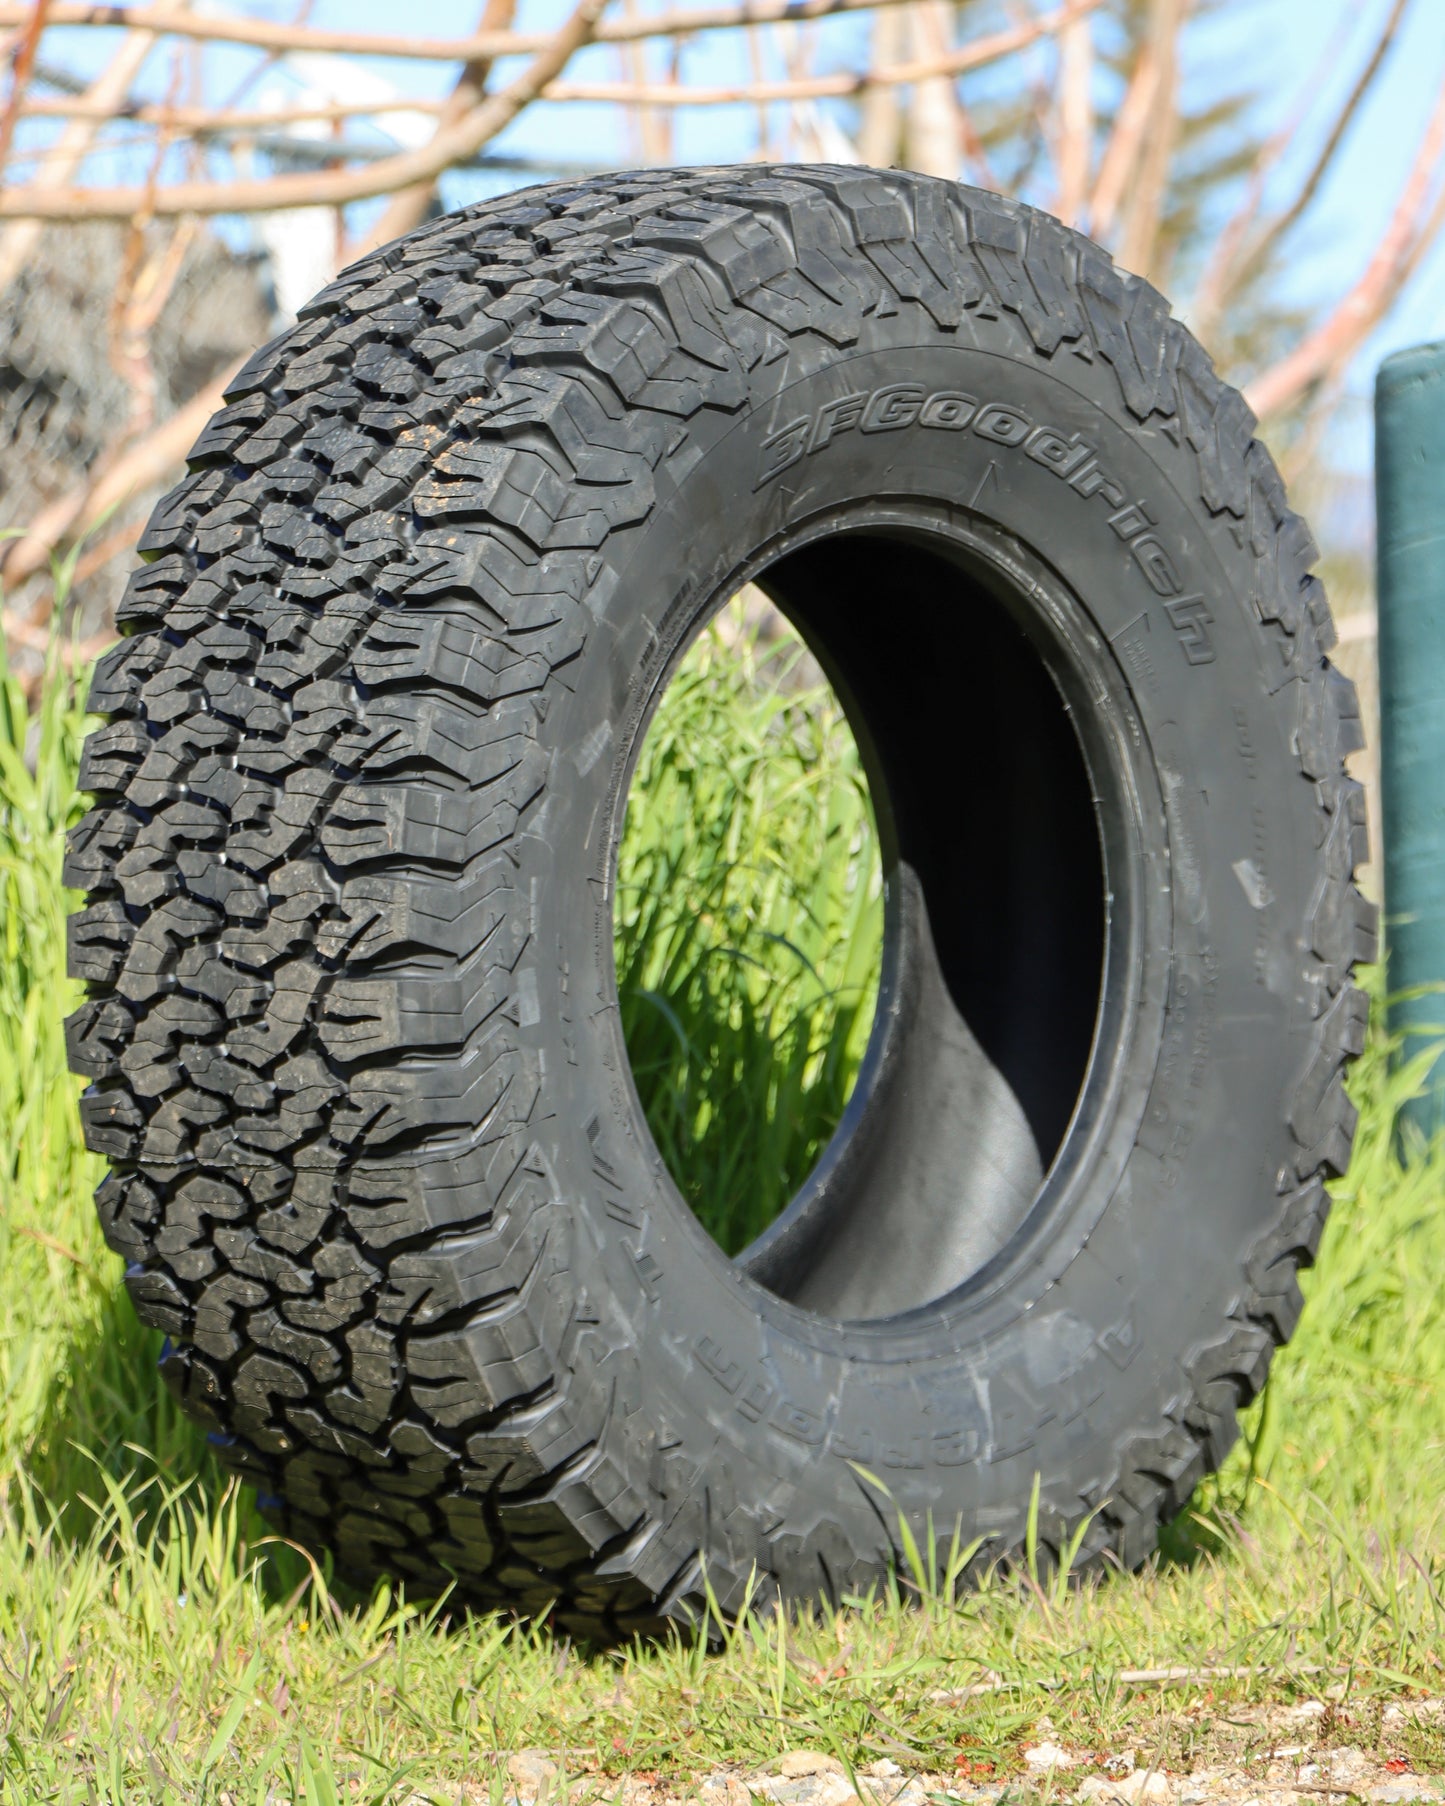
top-left (67, 166), bottom-right (1375, 1641)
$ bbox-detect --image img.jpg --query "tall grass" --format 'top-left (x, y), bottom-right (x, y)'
top-left (0, 609), bottom-right (1443, 1798)
top-left (615, 597), bottom-right (882, 1252)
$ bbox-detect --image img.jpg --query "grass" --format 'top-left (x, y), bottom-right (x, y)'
top-left (0, 606), bottom-right (1443, 1800)
top-left (614, 599), bottom-right (881, 1252)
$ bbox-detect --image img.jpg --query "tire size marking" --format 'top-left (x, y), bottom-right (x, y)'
top-left (756, 384), bottom-right (1215, 668)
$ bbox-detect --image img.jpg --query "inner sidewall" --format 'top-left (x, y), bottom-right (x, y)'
top-left (611, 509), bottom-right (1128, 1327)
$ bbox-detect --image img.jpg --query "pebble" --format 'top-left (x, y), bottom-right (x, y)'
top-left (777, 1754), bottom-right (844, 1780)
top-left (1079, 1770), bottom-right (1175, 1806)
top-left (1025, 1743), bottom-right (1079, 1771)
top-left (507, 1752), bottom-right (559, 1800)
top-left (751, 1770), bottom-right (854, 1806)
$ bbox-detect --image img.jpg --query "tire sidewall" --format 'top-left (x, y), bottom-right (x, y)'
top-left (517, 316), bottom-right (1316, 1590)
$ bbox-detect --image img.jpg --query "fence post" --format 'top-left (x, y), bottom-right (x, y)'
top-left (1376, 339), bottom-right (1445, 1135)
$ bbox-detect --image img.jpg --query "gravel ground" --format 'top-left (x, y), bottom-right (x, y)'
top-left (387, 1698), bottom-right (1445, 1806)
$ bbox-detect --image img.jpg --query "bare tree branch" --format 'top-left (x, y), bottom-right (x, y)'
top-left (339, 4), bottom-right (1094, 107)
top-left (0, 0), bottom-right (52, 174)
top-left (1263, 0), bottom-right (1407, 263)
top-left (17, 91), bottom-right (451, 130)
top-left (1088, 13), bottom-right (1164, 243)
top-left (1115, 0), bottom-right (1188, 281)
top-left (904, 1), bottom-right (962, 178)
top-left (855, 2), bottom-right (902, 165)
top-left (0, 13), bottom-right (168, 292)
top-left (1186, 4), bottom-right (1361, 343)
top-left (0, 0), bottom-right (1098, 219)
top-left (1053, 6), bottom-right (1091, 227)
top-left (0, 0), bottom-right (1028, 63)
top-left (0, 0), bottom-right (611, 219)
top-left (354, 0), bottom-right (518, 258)
top-left (745, 20), bottom-right (778, 158)
top-left (621, 0), bottom-right (674, 169)
top-left (1194, 0), bottom-right (1408, 336)
top-left (1244, 75), bottom-right (1445, 419)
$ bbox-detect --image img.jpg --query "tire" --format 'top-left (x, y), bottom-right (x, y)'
top-left (67, 166), bottom-right (1375, 1641)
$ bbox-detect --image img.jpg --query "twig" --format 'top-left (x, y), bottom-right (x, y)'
top-left (0, 0), bottom-right (51, 174)
top-left (746, 18), bottom-right (777, 159)
top-left (1253, 0), bottom-right (1408, 274)
top-left (17, 90), bottom-right (452, 130)
top-left (1197, 0), bottom-right (1410, 333)
top-left (0, 15), bottom-right (166, 293)
top-left (455, 2), bottom-right (1100, 107)
top-left (1245, 73), bottom-right (1445, 418)
top-left (929, 1662), bottom-right (1335, 1702)
top-left (1188, 2), bottom-right (1364, 342)
top-left (13, 1224), bottom-right (89, 1266)
top-left (0, 0), bottom-right (612, 218)
top-left (1053, 4), bottom-right (1092, 226)
top-left (1087, 6), bottom-right (1165, 244)
top-left (354, 0), bottom-right (518, 257)
top-left (853, 2), bottom-right (901, 166)
top-left (1000, 0), bottom-right (1061, 195)
top-left (69, 515), bottom-right (144, 590)
top-left (16, 95), bottom-right (610, 176)
top-left (0, 0), bottom-right (1097, 217)
top-left (904, 0), bottom-right (964, 179)
top-left (1116, 0), bottom-right (1188, 281)
top-left (622, 0), bottom-right (673, 167)
top-left (0, 0), bottom-right (1056, 61)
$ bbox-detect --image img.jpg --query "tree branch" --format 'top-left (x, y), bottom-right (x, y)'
top-left (353, 0), bottom-right (518, 258)
top-left (0, 0), bottom-right (52, 174)
top-left (1197, 0), bottom-right (1408, 333)
top-left (904, 0), bottom-right (964, 179)
top-left (1186, 3), bottom-right (1361, 343)
top-left (382, 11), bottom-right (1093, 108)
top-left (17, 91), bottom-right (449, 129)
top-left (1087, 12), bottom-right (1163, 243)
top-left (0, 0), bottom-right (1097, 219)
top-left (855, 2), bottom-right (902, 165)
top-left (0, 0), bottom-right (1028, 62)
top-left (1115, 0), bottom-right (1187, 282)
top-left (1053, 5), bottom-right (1091, 226)
top-left (0, 12), bottom-right (165, 292)
top-left (1244, 75), bottom-right (1445, 419)
top-left (1264, 0), bottom-right (1407, 264)
top-left (0, 0), bottom-right (611, 219)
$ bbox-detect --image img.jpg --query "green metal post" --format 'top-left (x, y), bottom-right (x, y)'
top-left (1376, 340), bottom-right (1445, 1135)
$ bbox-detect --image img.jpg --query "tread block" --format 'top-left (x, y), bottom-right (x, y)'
top-left (67, 900), bottom-right (133, 985)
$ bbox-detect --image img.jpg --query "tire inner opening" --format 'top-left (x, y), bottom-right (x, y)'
top-left (616, 528), bottom-right (1108, 1323)
top-left (613, 587), bottom-right (885, 1261)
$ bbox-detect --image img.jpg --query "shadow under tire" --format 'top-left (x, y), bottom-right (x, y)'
top-left (66, 165), bottom-right (1375, 1640)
